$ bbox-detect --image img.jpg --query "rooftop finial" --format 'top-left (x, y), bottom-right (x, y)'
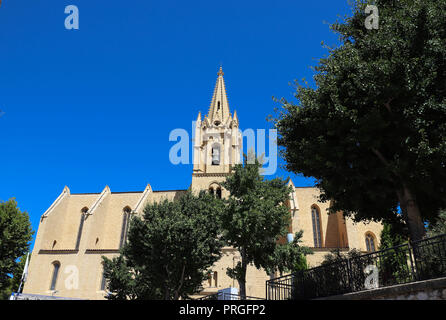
top-left (218, 66), bottom-right (224, 76)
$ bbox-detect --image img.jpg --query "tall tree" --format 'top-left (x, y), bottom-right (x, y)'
top-left (0, 199), bottom-right (33, 299)
top-left (102, 191), bottom-right (225, 300)
top-left (221, 154), bottom-right (298, 299)
top-left (274, 0), bottom-right (446, 241)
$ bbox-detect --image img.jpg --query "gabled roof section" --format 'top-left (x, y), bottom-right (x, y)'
top-left (206, 67), bottom-right (231, 126)
top-left (133, 184), bottom-right (153, 214)
top-left (41, 186), bottom-right (70, 219)
top-left (85, 185), bottom-right (110, 216)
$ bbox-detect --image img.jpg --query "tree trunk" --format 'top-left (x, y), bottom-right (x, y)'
top-left (174, 264), bottom-right (186, 300)
top-left (164, 285), bottom-right (170, 300)
top-left (238, 249), bottom-right (248, 299)
top-left (397, 185), bottom-right (425, 241)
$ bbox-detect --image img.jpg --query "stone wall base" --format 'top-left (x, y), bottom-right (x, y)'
top-left (317, 277), bottom-right (446, 300)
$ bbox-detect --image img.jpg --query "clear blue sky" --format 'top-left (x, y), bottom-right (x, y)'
top-left (0, 1), bottom-right (352, 249)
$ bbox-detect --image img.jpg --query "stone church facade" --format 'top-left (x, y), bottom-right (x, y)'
top-left (23, 68), bottom-right (382, 299)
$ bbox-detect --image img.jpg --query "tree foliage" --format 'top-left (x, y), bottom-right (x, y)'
top-left (221, 154), bottom-right (308, 298)
top-left (426, 209), bottom-right (446, 237)
top-left (379, 222), bottom-right (408, 250)
top-left (266, 230), bottom-right (312, 276)
top-left (377, 222), bottom-right (411, 285)
top-left (0, 199), bottom-right (33, 298)
top-left (102, 191), bottom-right (225, 300)
top-left (0, 253), bottom-right (28, 300)
top-left (274, 0), bottom-right (446, 241)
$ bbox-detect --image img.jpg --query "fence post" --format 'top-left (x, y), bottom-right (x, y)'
top-left (407, 241), bottom-right (417, 282)
top-left (265, 280), bottom-right (268, 300)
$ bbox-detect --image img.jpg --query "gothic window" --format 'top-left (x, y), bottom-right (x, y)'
top-left (365, 233), bottom-right (376, 252)
top-left (209, 184), bottom-right (222, 199)
top-left (212, 145), bottom-right (220, 165)
top-left (50, 261), bottom-right (60, 290)
top-left (311, 206), bottom-right (322, 248)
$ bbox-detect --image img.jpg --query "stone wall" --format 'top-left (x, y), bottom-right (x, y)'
top-left (318, 277), bottom-right (446, 300)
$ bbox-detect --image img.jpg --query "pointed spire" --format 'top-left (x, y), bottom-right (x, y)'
top-left (233, 110), bottom-right (239, 126)
top-left (207, 66), bottom-right (231, 125)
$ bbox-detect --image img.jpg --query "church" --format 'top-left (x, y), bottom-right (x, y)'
top-left (23, 67), bottom-right (382, 299)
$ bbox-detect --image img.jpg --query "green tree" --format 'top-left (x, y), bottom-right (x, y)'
top-left (378, 223), bottom-right (411, 285)
top-left (0, 199), bottom-right (33, 299)
top-left (266, 231), bottom-right (312, 276)
top-left (221, 153), bottom-right (300, 299)
top-left (0, 253), bottom-right (28, 300)
top-left (102, 254), bottom-right (159, 300)
top-left (102, 191), bottom-right (225, 300)
top-left (274, 0), bottom-right (446, 241)
top-left (379, 222), bottom-right (408, 251)
top-left (426, 209), bottom-right (446, 237)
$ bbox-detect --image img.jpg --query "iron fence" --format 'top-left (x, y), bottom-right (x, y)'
top-left (266, 233), bottom-right (446, 300)
top-left (198, 292), bottom-right (264, 300)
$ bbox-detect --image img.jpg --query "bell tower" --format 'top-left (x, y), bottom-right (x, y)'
top-left (191, 67), bottom-right (241, 195)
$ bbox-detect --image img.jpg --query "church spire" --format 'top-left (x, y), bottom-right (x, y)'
top-left (207, 66), bottom-right (231, 126)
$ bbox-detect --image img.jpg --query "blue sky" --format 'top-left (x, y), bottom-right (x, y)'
top-left (0, 1), bottom-right (352, 249)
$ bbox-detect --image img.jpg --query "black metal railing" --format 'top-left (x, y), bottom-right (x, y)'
top-left (198, 292), bottom-right (264, 300)
top-left (266, 233), bottom-right (446, 300)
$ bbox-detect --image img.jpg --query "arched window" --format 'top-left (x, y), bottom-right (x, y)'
top-left (211, 145), bottom-right (220, 165)
top-left (209, 184), bottom-right (222, 199)
top-left (311, 206), bottom-right (322, 248)
top-left (365, 233), bottom-right (376, 252)
top-left (50, 261), bottom-right (60, 290)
